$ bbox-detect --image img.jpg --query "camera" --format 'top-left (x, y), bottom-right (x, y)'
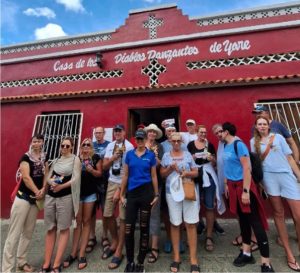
top-left (112, 167), bottom-right (121, 175)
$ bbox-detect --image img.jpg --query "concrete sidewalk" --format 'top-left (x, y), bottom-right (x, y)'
top-left (1, 219), bottom-right (298, 272)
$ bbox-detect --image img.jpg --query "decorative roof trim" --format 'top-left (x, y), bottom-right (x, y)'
top-left (2, 20), bottom-right (300, 65)
top-left (1, 74), bottom-right (299, 104)
top-left (190, 1), bottom-right (300, 20)
top-left (129, 3), bottom-right (177, 14)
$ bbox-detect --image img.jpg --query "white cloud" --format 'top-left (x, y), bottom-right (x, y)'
top-left (23, 7), bottom-right (56, 19)
top-left (55, 0), bottom-right (85, 12)
top-left (34, 23), bottom-right (67, 40)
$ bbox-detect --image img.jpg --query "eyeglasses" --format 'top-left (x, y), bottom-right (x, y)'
top-left (82, 143), bottom-right (91, 147)
top-left (215, 130), bottom-right (223, 135)
top-left (61, 144), bottom-right (71, 149)
top-left (171, 140), bottom-right (181, 143)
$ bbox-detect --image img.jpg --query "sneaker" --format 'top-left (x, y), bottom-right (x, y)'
top-left (197, 220), bottom-right (205, 235)
top-left (124, 262), bottom-right (135, 272)
top-left (233, 251), bottom-right (256, 267)
top-left (261, 263), bottom-right (274, 272)
top-left (135, 263), bottom-right (145, 272)
top-left (214, 220), bottom-right (225, 235)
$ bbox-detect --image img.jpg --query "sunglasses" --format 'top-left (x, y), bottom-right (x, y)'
top-left (215, 130), bottom-right (223, 134)
top-left (171, 140), bottom-right (181, 143)
top-left (61, 144), bottom-right (71, 149)
top-left (82, 143), bottom-right (91, 147)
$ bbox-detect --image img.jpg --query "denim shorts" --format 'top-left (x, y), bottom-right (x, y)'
top-left (200, 175), bottom-right (216, 210)
top-left (80, 193), bottom-right (97, 203)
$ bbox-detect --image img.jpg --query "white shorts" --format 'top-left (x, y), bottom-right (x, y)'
top-left (263, 171), bottom-right (300, 200)
top-left (166, 191), bottom-right (200, 226)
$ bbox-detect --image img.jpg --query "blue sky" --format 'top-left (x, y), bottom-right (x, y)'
top-left (1, 0), bottom-right (291, 46)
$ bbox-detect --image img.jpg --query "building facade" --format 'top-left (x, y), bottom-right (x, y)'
top-left (1, 2), bottom-right (300, 217)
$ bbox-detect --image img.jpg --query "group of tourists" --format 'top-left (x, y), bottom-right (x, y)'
top-left (2, 105), bottom-right (300, 273)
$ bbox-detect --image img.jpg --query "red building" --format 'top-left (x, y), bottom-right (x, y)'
top-left (1, 2), bottom-right (300, 217)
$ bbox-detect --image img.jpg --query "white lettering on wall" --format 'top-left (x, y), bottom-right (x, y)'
top-left (114, 45), bottom-right (199, 64)
top-left (210, 39), bottom-right (251, 56)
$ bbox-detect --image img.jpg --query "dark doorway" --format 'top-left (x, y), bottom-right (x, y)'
top-left (128, 106), bottom-right (180, 142)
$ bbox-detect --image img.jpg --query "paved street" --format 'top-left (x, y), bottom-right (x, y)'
top-left (1, 219), bottom-right (298, 272)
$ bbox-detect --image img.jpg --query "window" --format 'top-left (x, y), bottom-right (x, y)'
top-left (254, 100), bottom-right (300, 147)
top-left (32, 112), bottom-right (83, 160)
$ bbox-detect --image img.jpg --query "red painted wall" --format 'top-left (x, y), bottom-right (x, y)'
top-left (1, 83), bottom-right (298, 217)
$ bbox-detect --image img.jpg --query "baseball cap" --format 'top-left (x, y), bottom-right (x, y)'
top-left (165, 123), bottom-right (176, 130)
top-left (113, 124), bottom-right (125, 130)
top-left (135, 129), bottom-right (146, 139)
top-left (186, 119), bottom-right (196, 125)
top-left (252, 105), bottom-right (269, 113)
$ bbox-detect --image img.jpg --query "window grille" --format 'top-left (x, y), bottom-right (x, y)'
top-left (254, 100), bottom-right (300, 148)
top-left (197, 6), bottom-right (300, 26)
top-left (1, 33), bottom-right (112, 55)
top-left (32, 112), bottom-right (83, 161)
top-left (1, 69), bottom-right (123, 89)
top-left (186, 52), bottom-right (300, 70)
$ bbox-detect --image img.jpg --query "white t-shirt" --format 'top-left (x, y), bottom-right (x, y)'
top-left (181, 132), bottom-right (197, 146)
top-left (104, 139), bottom-right (134, 184)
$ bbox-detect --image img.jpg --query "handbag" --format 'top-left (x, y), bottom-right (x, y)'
top-left (182, 178), bottom-right (196, 201)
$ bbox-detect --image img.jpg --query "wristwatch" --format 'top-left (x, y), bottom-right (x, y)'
top-left (243, 188), bottom-right (249, 193)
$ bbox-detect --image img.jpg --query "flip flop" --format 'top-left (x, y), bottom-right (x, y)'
top-left (287, 259), bottom-right (300, 272)
top-left (102, 248), bottom-right (115, 260)
top-left (18, 263), bottom-right (35, 272)
top-left (108, 255), bottom-right (124, 270)
top-left (251, 240), bottom-right (259, 252)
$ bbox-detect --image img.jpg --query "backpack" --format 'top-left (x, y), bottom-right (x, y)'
top-left (233, 140), bottom-right (263, 184)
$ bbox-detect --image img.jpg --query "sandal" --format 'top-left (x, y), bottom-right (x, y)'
top-left (190, 264), bottom-right (200, 273)
top-left (232, 235), bottom-right (243, 246)
top-left (38, 266), bottom-right (51, 273)
top-left (78, 257), bottom-right (87, 270)
top-left (148, 248), bottom-right (159, 263)
top-left (108, 255), bottom-right (124, 270)
top-left (50, 265), bottom-right (62, 273)
top-left (101, 237), bottom-right (110, 250)
top-left (63, 255), bottom-right (77, 268)
top-left (170, 261), bottom-right (181, 273)
top-left (18, 263), bottom-right (35, 272)
top-left (102, 247), bottom-right (115, 260)
top-left (85, 237), bottom-right (97, 253)
top-left (205, 236), bottom-right (214, 252)
top-left (287, 259), bottom-right (300, 272)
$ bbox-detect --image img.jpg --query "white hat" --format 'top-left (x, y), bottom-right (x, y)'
top-left (186, 119), bottom-right (196, 125)
top-left (169, 173), bottom-right (184, 202)
top-left (144, 124), bottom-right (163, 139)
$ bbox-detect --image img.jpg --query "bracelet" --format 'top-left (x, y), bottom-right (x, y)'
top-left (154, 193), bottom-right (160, 197)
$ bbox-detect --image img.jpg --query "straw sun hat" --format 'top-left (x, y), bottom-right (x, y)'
top-left (144, 123), bottom-right (163, 139)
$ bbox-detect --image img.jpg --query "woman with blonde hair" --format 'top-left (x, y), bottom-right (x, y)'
top-left (63, 138), bottom-right (102, 270)
top-left (40, 136), bottom-right (81, 273)
top-left (161, 132), bottom-right (200, 273)
top-left (251, 115), bottom-right (300, 271)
